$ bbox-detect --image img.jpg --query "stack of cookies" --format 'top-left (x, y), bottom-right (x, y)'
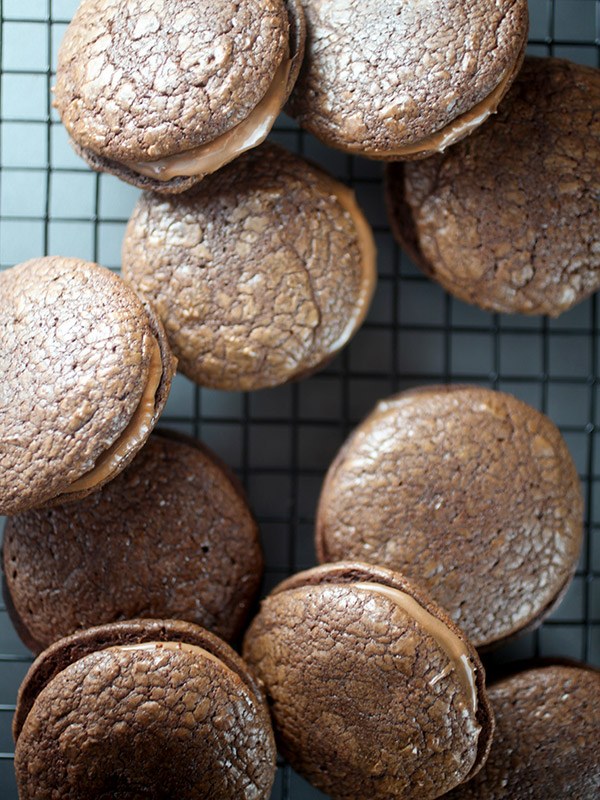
top-left (1, 0), bottom-right (599, 799)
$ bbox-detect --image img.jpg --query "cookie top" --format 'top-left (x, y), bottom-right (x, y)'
top-left (122, 142), bottom-right (376, 390)
top-left (55, 0), bottom-right (306, 193)
top-left (444, 664), bottom-right (600, 799)
top-left (288, 0), bottom-right (528, 157)
top-left (14, 619), bottom-right (276, 800)
top-left (316, 385), bottom-right (583, 650)
top-left (243, 561), bottom-right (494, 800)
top-left (56, 0), bottom-right (288, 161)
top-left (3, 429), bottom-right (262, 652)
top-left (386, 58), bottom-right (600, 316)
top-left (0, 256), bottom-right (173, 515)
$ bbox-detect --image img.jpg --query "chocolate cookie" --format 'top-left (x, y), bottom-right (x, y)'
top-left (122, 142), bottom-right (376, 390)
top-left (287, 0), bottom-right (528, 159)
top-left (443, 663), bottom-right (600, 799)
top-left (0, 256), bottom-right (174, 515)
top-left (54, 0), bottom-right (305, 193)
top-left (386, 57), bottom-right (600, 316)
top-left (316, 385), bottom-right (583, 651)
top-left (243, 561), bottom-right (494, 800)
top-left (13, 619), bottom-right (276, 800)
top-left (3, 429), bottom-right (262, 653)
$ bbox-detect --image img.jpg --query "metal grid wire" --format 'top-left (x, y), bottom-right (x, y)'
top-left (0, 0), bottom-right (599, 797)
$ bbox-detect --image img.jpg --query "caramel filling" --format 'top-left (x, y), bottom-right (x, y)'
top-left (124, 54), bottom-right (292, 181)
top-left (366, 66), bottom-right (514, 158)
top-left (64, 338), bottom-right (162, 494)
top-left (354, 582), bottom-right (478, 714)
top-left (115, 641), bottom-right (225, 668)
top-left (318, 174), bottom-right (378, 351)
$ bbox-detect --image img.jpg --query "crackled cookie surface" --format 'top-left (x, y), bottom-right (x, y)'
top-left (3, 430), bottom-right (262, 652)
top-left (0, 257), bottom-right (173, 515)
top-left (387, 58), bottom-right (600, 315)
top-left (444, 664), bottom-right (600, 799)
top-left (14, 620), bottom-right (276, 800)
top-left (54, 0), bottom-right (305, 192)
top-left (316, 386), bottom-right (583, 650)
top-left (122, 143), bottom-right (376, 390)
top-left (288, 0), bottom-right (528, 158)
top-left (244, 562), bottom-right (494, 800)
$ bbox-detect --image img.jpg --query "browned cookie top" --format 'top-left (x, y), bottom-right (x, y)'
top-left (387, 58), bottom-right (600, 316)
top-left (3, 430), bottom-right (262, 653)
top-left (316, 386), bottom-right (583, 650)
top-left (443, 664), bottom-right (600, 799)
top-left (13, 618), bottom-right (267, 740)
top-left (54, 0), bottom-right (289, 162)
top-left (288, 0), bottom-right (528, 156)
top-left (122, 142), bottom-right (376, 391)
top-left (14, 620), bottom-right (276, 800)
top-left (243, 562), bottom-right (494, 800)
top-left (63, 0), bottom-right (306, 195)
top-left (0, 257), bottom-right (173, 515)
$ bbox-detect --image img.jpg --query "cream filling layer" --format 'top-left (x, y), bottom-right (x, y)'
top-left (318, 174), bottom-right (378, 352)
top-left (365, 66), bottom-right (514, 157)
top-left (124, 55), bottom-right (292, 181)
top-left (64, 338), bottom-right (162, 494)
top-left (115, 641), bottom-right (225, 667)
top-left (353, 581), bottom-right (478, 715)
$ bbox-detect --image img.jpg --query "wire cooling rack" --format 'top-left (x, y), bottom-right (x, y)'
top-left (1, 1), bottom-right (599, 797)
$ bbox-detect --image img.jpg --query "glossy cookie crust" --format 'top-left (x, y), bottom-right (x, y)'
top-left (3, 429), bottom-right (262, 652)
top-left (316, 385), bottom-right (583, 650)
top-left (0, 257), bottom-right (174, 515)
top-left (14, 620), bottom-right (276, 800)
top-left (244, 561), bottom-right (494, 800)
top-left (122, 143), bottom-right (376, 390)
top-left (288, 0), bottom-right (528, 158)
top-left (55, 0), bottom-right (305, 193)
top-left (386, 58), bottom-right (600, 315)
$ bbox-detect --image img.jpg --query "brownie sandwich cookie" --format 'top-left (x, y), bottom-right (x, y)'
top-left (0, 256), bottom-right (174, 515)
top-left (443, 663), bottom-right (600, 799)
top-left (13, 619), bottom-right (276, 800)
top-left (3, 429), bottom-right (262, 653)
top-left (386, 58), bottom-right (600, 316)
top-left (54, 0), bottom-right (305, 193)
top-left (243, 561), bottom-right (494, 800)
top-left (122, 142), bottom-right (377, 390)
top-left (287, 0), bottom-right (528, 159)
top-left (316, 385), bottom-right (583, 651)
